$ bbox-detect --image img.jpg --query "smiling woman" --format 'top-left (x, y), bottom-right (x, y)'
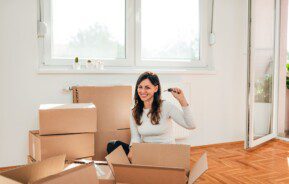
top-left (107, 71), bottom-right (195, 160)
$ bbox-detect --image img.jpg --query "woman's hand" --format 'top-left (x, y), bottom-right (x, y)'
top-left (128, 150), bottom-right (133, 162)
top-left (170, 87), bottom-right (189, 107)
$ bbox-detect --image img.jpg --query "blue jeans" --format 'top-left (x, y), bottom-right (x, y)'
top-left (107, 140), bottom-right (130, 155)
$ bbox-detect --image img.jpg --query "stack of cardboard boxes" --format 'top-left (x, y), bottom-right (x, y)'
top-left (1, 85), bottom-right (208, 183)
top-left (72, 86), bottom-right (132, 160)
top-left (29, 103), bottom-right (97, 161)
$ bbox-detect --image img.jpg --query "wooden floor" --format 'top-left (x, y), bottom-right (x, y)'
top-left (2, 139), bottom-right (289, 183)
top-left (191, 139), bottom-right (289, 184)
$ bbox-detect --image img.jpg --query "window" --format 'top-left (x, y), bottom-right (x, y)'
top-left (40, 0), bottom-right (210, 69)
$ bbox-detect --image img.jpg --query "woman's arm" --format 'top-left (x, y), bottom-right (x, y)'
top-left (167, 88), bottom-right (195, 129)
top-left (130, 112), bottom-right (142, 145)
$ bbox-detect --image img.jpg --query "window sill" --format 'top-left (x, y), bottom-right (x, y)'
top-left (37, 67), bottom-right (217, 75)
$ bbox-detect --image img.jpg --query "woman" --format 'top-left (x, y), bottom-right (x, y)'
top-left (107, 71), bottom-right (195, 158)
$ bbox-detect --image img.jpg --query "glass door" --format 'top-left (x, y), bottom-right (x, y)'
top-left (246, 0), bottom-right (279, 148)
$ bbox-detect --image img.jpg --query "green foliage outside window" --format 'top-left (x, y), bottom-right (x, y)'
top-left (255, 74), bottom-right (272, 103)
top-left (286, 63), bottom-right (289, 89)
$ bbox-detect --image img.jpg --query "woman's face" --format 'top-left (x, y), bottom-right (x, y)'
top-left (137, 79), bottom-right (158, 102)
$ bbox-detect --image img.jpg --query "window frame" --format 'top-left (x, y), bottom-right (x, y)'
top-left (39, 0), bottom-right (211, 70)
top-left (42, 0), bottom-right (134, 67)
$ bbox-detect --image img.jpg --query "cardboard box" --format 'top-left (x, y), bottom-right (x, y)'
top-left (72, 86), bottom-right (132, 131)
top-left (0, 155), bottom-right (65, 183)
top-left (29, 130), bottom-right (94, 161)
top-left (105, 143), bottom-right (208, 184)
top-left (39, 103), bottom-right (97, 135)
top-left (94, 129), bottom-right (131, 161)
top-left (33, 163), bottom-right (98, 184)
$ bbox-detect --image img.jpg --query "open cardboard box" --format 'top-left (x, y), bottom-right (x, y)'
top-left (0, 155), bottom-right (65, 183)
top-left (105, 143), bottom-right (208, 184)
top-left (39, 103), bottom-right (97, 135)
top-left (1, 155), bottom-right (99, 184)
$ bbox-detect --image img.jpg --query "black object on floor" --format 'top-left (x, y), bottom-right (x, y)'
top-left (107, 140), bottom-right (130, 155)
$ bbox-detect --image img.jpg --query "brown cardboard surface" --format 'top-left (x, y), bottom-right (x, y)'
top-left (105, 146), bottom-right (130, 175)
top-left (33, 163), bottom-right (98, 184)
top-left (28, 155), bottom-right (93, 167)
top-left (94, 129), bottom-right (130, 160)
top-left (0, 175), bottom-right (22, 184)
top-left (72, 86), bottom-right (132, 131)
top-left (113, 164), bottom-right (187, 184)
top-left (0, 155), bottom-right (65, 183)
top-left (106, 144), bottom-right (208, 184)
top-left (131, 143), bottom-right (190, 172)
top-left (95, 165), bottom-right (115, 184)
top-left (39, 103), bottom-right (97, 135)
top-left (29, 131), bottom-right (94, 161)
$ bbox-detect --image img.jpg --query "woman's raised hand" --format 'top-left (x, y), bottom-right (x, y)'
top-left (170, 87), bottom-right (189, 107)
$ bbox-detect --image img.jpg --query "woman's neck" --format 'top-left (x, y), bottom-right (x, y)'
top-left (143, 98), bottom-right (153, 109)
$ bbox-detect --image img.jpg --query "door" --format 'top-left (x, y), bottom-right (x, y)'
top-left (246, 0), bottom-right (279, 148)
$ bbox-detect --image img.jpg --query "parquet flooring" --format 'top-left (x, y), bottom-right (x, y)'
top-left (191, 139), bottom-right (289, 184)
top-left (1, 139), bottom-right (289, 183)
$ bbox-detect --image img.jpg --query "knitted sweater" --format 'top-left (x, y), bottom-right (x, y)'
top-left (130, 101), bottom-right (195, 145)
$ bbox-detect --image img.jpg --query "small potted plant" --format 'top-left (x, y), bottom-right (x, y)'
top-left (73, 57), bottom-right (81, 70)
top-left (86, 59), bottom-right (93, 70)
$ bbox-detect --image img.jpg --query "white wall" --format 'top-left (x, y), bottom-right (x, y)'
top-left (0, 0), bottom-right (248, 167)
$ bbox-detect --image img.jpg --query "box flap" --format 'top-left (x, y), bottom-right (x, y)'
top-left (0, 155), bottom-right (65, 183)
top-left (33, 163), bottom-right (98, 184)
top-left (131, 143), bottom-right (190, 172)
top-left (188, 153), bottom-right (208, 184)
top-left (105, 146), bottom-right (130, 175)
top-left (112, 163), bottom-right (187, 184)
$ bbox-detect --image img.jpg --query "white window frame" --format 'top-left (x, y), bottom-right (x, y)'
top-left (41, 0), bottom-right (134, 67)
top-left (39, 0), bottom-right (212, 70)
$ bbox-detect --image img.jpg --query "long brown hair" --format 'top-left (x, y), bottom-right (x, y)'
top-left (132, 71), bottom-right (162, 125)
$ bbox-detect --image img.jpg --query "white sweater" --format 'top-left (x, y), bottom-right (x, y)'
top-left (130, 101), bottom-right (195, 145)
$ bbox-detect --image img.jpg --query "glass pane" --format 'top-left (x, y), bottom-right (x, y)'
top-left (253, 51), bottom-right (273, 140)
top-left (251, 0), bottom-right (275, 140)
top-left (51, 0), bottom-right (125, 59)
top-left (141, 0), bottom-right (199, 60)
